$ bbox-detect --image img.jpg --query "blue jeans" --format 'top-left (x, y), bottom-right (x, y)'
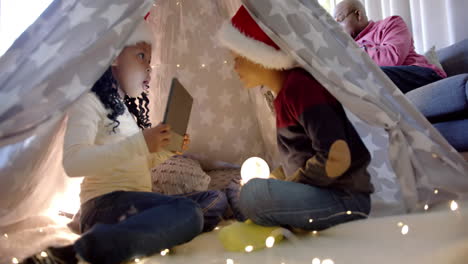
top-left (239, 179), bottom-right (370, 231)
top-left (75, 191), bottom-right (203, 264)
top-left (177, 190), bottom-right (229, 232)
top-left (381, 65), bottom-right (442, 94)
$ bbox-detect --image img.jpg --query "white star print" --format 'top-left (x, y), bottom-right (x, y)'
top-left (100, 3), bottom-right (127, 21)
top-left (200, 107), bottom-right (215, 126)
top-left (194, 85), bottom-right (209, 105)
top-left (30, 41), bottom-right (63, 66)
top-left (68, 2), bottom-right (95, 28)
top-left (208, 136), bottom-right (222, 152)
top-left (219, 89), bottom-right (233, 108)
top-left (218, 62), bottom-right (233, 80)
top-left (220, 116), bottom-right (234, 133)
top-left (198, 51), bottom-right (215, 69)
top-left (177, 68), bottom-right (196, 84)
top-left (57, 75), bottom-right (84, 101)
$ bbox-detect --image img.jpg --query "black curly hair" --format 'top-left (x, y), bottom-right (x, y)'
top-left (91, 67), bottom-right (152, 132)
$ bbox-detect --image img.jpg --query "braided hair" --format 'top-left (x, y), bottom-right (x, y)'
top-left (91, 67), bottom-right (152, 132)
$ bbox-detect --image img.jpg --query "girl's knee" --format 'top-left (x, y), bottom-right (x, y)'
top-left (175, 198), bottom-right (204, 234)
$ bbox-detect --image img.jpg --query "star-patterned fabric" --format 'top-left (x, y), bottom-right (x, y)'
top-left (240, 0), bottom-right (468, 213)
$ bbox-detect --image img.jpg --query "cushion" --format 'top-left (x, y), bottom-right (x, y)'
top-left (436, 38), bottom-right (468, 77)
top-left (152, 155), bottom-right (211, 195)
top-left (406, 74), bottom-right (468, 120)
top-left (424, 46), bottom-right (445, 72)
top-left (206, 168), bottom-right (242, 190)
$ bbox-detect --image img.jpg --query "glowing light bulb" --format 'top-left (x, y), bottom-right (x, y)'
top-left (397, 222), bottom-right (404, 227)
top-left (176, 64), bottom-right (180, 68)
top-left (434, 189), bottom-right (439, 194)
top-left (40, 251), bottom-right (48, 257)
top-left (312, 258), bottom-right (321, 264)
top-left (12, 258), bottom-right (19, 264)
top-left (309, 219), bottom-right (314, 223)
top-left (401, 225), bottom-right (409, 235)
top-left (226, 259), bottom-right (234, 264)
top-left (346, 211), bottom-right (352, 215)
top-left (450, 201), bottom-right (458, 211)
top-left (240, 157), bottom-right (270, 185)
top-left (312, 230), bottom-right (318, 235)
top-left (265, 236), bottom-right (275, 248)
top-left (432, 153), bottom-right (438, 158)
top-left (245, 245), bottom-right (253, 252)
top-left (3, 233), bottom-right (8, 238)
top-left (214, 227), bottom-right (220, 230)
top-left (424, 204), bottom-right (429, 211)
top-left (201, 64), bottom-right (206, 67)
top-left (160, 249), bottom-right (169, 256)
top-left (322, 259), bottom-right (335, 264)
top-left (224, 60), bottom-right (228, 64)
top-left (135, 259), bottom-right (140, 263)
top-left (39, 229), bottom-right (43, 233)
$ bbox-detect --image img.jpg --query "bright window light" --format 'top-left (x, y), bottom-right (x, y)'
top-left (0, 0), bottom-right (54, 56)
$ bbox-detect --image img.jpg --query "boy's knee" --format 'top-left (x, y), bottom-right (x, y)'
top-left (239, 178), bottom-right (269, 219)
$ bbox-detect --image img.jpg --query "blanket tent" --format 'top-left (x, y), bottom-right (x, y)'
top-left (0, 0), bottom-right (467, 263)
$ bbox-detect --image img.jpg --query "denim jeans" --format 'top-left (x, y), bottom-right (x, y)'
top-left (239, 179), bottom-right (371, 231)
top-left (75, 191), bottom-right (203, 264)
top-left (381, 65), bottom-right (443, 94)
top-left (177, 190), bottom-right (229, 232)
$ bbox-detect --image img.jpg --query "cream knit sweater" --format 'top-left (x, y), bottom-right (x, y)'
top-left (63, 93), bottom-right (173, 204)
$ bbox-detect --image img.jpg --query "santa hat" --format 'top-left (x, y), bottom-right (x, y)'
top-left (218, 5), bottom-right (295, 70)
top-left (126, 12), bottom-right (153, 46)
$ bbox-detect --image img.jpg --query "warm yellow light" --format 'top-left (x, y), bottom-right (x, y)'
top-left (160, 249), bottom-right (169, 256)
top-left (224, 60), bottom-right (228, 64)
top-left (40, 251), bottom-right (48, 257)
top-left (397, 222), bottom-right (404, 227)
top-left (265, 236), bottom-right (275, 248)
top-left (312, 230), bottom-right (318, 235)
top-left (434, 189), bottom-right (439, 194)
top-left (309, 219), bottom-right (314, 223)
top-left (450, 201), bottom-right (459, 211)
top-left (401, 225), bottom-right (409, 235)
top-left (134, 258), bottom-right (140, 263)
top-left (245, 245), bottom-right (254, 252)
top-left (322, 259), bottom-right (335, 264)
top-left (201, 64), bottom-right (206, 67)
top-left (312, 258), bottom-right (321, 264)
top-left (226, 259), bottom-right (234, 264)
top-left (424, 204), bottom-right (429, 211)
top-left (240, 157), bottom-right (270, 185)
top-left (3, 233), bottom-right (8, 238)
top-left (214, 227), bottom-right (220, 230)
top-left (12, 258), bottom-right (19, 264)
top-left (346, 211), bottom-right (352, 215)
top-left (39, 229), bottom-right (43, 233)
top-left (176, 64), bottom-right (180, 68)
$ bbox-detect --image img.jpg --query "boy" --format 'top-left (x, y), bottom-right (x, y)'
top-left (218, 6), bottom-right (373, 232)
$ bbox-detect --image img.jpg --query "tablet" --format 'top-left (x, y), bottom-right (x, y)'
top-left (162, 78), bottom-right (193, 153)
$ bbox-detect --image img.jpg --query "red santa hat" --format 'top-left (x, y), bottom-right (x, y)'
top-left (218, 5), bottom-right (295, 70)
top-left (126, 12), bottom-right (153, 46)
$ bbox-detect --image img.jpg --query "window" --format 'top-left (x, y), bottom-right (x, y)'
top-left (0, 0), bottom-right (54, 56)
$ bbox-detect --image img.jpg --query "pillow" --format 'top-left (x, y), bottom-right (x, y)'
top-left (152, 155), bottom-right (211, 195)
top-left (206, 168), bottom-right (241, 190)
top-left (424, 46), bottom-right (445, 71)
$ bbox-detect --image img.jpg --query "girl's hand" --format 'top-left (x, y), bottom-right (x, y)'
top-left (142, 123), bottom-right (171, 153)
top-left (181, 134), bottom-right (190, 152)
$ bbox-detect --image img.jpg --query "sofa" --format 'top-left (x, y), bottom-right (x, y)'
top-left (406, 38), bottom-right (468, 158)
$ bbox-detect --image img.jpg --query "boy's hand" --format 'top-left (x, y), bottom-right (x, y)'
top-left (142, 123), bottom-right (171, 153)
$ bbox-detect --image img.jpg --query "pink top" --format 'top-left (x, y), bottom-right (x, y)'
top-left (355, 16), bottom-right (447, 78)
